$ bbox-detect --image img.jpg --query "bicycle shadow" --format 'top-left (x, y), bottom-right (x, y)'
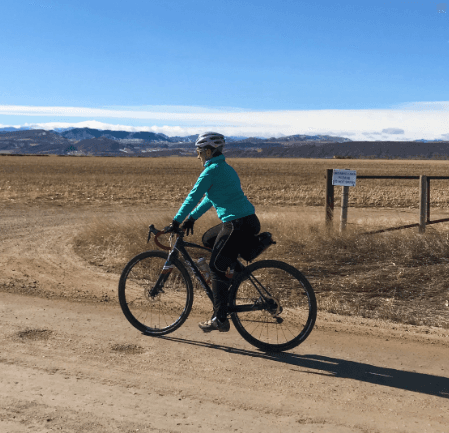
top-left (156, 335), bottom-right (449, 399)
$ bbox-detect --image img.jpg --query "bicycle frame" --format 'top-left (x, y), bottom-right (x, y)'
top-left (148, 225), bottom-right (214, 302)
top-left (148, 225), bottom-right (279, 315)
top-left (171, 237), bottom-right (215, 302)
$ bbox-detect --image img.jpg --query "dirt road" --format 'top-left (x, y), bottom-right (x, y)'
top-left (1, 206), bottom-right (448, 432)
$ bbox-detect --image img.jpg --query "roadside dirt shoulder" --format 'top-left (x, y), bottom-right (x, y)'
top-left (1, 292), bottom-right (448, 433)
top-left (0, 205), bottom-right (448, 432)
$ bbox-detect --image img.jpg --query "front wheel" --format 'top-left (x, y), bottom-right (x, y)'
top-left (229, 260), bottom-right (317, 352)
top-left (118, 250), bottom-right (193, 335)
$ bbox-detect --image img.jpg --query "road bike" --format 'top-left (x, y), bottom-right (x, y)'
top-left (118, 225), bottom-right (317, 352)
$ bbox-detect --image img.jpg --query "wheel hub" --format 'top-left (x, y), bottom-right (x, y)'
top-left (265, 294), bottom-right (283, 317)
top-left (144, 286), bottom-right (162, 302)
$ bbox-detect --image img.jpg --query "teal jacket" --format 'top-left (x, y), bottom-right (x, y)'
top-left (174, 155), bottom-right (255, 223)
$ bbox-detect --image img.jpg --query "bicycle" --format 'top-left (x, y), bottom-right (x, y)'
top-left (118, 224), bottom-right (317, 352)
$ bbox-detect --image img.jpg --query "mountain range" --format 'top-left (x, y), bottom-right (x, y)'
top-left (0, 126), bottom-right (352, 143)
top-left (0, 127), bottom-right (448, 159)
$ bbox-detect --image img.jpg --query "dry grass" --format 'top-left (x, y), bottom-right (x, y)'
top-left (74, 209), bottom-right (449, 329)
top-left (2, 155), bottom-right (449, 209)
top-left (3, 155), bottom-right (449, 328)
top-left (295, 224), bottom-right (449, 328)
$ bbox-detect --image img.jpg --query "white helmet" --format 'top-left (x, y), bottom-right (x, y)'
top-left (195, 132), bottom-right (225, 151)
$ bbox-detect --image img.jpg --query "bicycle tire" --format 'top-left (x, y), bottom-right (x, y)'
top-left (118, 250), bottom-right (193, 335)
top-left (229, 260), bottom-right (317, 352)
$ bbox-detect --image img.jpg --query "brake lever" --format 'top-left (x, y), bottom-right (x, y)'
top-left (147, 224), bottom-right (158, 243)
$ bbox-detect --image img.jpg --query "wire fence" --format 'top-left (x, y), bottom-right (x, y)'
top-left (324, 169), bottom-right (449, 234)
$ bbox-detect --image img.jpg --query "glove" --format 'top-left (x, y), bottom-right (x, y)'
top-left (181, 216), bottom-right (195, 236)
top-left (164, 219), bottom-right (180, 233)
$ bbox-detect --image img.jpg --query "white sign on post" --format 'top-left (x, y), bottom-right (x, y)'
top-left (332, 169), bottom-right (357, 187)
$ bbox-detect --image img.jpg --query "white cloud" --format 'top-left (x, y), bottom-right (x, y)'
top-left (23, 120), bottom-right (151, 132)
top-left (103, 104), bottom-right (247, 113)
top-left (382, 128), bottom-right (405, 134)
top-left (393, 101), bottom-right (449, 111)
top-left (1, 102), bottom-right (449, 141)
top-left (18, 120), bottom-right (219, 137)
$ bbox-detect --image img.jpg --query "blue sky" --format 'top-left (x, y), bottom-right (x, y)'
top-left (0, 0), bottom-right (448, 140)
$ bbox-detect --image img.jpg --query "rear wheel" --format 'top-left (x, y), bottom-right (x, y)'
top-left (229, 260), bottom-right (316, 352)
top-left (118, 250), bottom-right (193, 335)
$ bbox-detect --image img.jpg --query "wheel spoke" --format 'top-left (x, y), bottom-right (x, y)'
top-left (119, 251), bottom-right (193, 335)
top-left (231, 260), bottom-right (316, 352)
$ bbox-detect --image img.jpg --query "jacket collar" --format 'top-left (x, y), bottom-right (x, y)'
top-left (205, 154), bottom-right (225, 168)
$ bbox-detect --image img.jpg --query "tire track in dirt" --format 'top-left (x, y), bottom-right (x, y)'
top-left (0, 206), bottom-right (120, 302)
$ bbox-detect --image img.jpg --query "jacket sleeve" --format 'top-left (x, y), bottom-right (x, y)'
top-left (189, 196), bottom-right (213, 220)
top-left (173, 168), bottom-right (213, 223)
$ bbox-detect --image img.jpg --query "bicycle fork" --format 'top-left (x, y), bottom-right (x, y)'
top-left (149, 259), bottom-right (174, 297)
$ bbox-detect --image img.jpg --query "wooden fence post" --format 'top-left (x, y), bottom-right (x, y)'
top-left (325, 169), bottom-right (334, 229)
top-left (426, 177), bottom-right (431, 223)
top-left (340, 185), bottom-right (349, 233)
top-left (419, 175), bottom-right (427, 233)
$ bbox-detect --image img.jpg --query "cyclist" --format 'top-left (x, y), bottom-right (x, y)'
top-left (165, 132), bottom-right (260, 332)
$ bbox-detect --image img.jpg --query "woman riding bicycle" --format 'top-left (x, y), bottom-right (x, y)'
top-left (165, 132), bottom-right (260, 333)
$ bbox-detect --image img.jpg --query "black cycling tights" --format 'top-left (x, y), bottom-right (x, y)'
top-left (202, 214), bottom-right (260, 321)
